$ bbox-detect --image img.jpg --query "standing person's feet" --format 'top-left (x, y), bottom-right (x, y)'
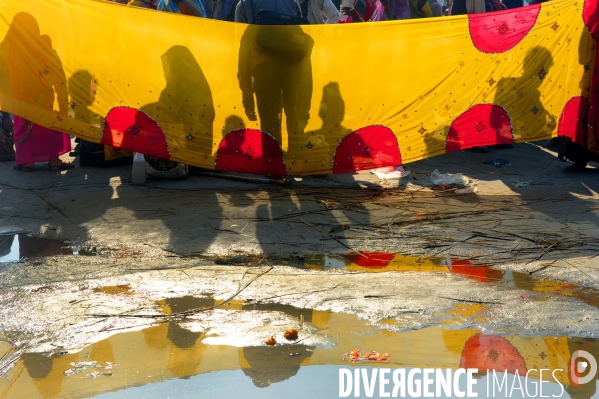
top-left (48, 158), bottom-right (74, 171)
top-left (13, 162), bottom-right (35, 172)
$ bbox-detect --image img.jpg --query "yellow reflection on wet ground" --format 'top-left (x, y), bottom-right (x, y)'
top-left (297, 252), bottom-right (599, 308)
top-left (1, 300), bottom-right (597, 399)
top-left (92, 285), bottom-right (132, 296)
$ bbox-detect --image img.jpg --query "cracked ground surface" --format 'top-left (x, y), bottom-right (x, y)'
top-left (0, 140), bottom-right (598, 398)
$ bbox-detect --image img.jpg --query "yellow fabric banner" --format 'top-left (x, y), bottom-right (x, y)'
top-left (0, 0), bottom-right (596, 175)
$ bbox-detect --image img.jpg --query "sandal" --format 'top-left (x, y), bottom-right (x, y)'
top-left (48, 161), bottom-right (75, 171)
top-left (14, 164), bottom-right (35, 172)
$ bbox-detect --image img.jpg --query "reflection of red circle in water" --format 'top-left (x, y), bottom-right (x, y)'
top-left (102, 107), bottom-right (170, 159)
top-left (584, 0), bottom-right (599, 41)
top-left (557, 97), bottom-right (590, 146)
top-left (215, 129), bottom-right (286, 175)
top-left (333, 126), bottom-right (402, 174)
top-left (460, 333), bottom-right (527, 374)
top-left (450, 258), bottom-right (503, 283)
top-left (446, 104), bottom-right (514, 152)
top-left (468, 5), bottom-right (540, 53)
top-left (344, 252), bottom-right (394, 268)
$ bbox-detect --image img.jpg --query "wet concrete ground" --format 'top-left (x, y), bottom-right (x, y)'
top-left (1, 140), bottom-right (599, 398)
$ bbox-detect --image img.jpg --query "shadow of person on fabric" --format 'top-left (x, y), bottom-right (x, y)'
top-left (68, 71), bottom-right (99, 127)
top-left (305, 82), bottom-right (351, 174)
top-left (0, 13), bottom-right (67, 120)
top-left (238, 24), bottom-right (313, 163)
top-left (0, 12), bottom-right (71, 169)
top-left (68, 70), bottom-right (133, 167)
top-left (443, 47), bottom-right (555, 156)
top-left (141, 45), bottom-right (215, 159)
top-left (79, 45), bottom-right (222, 257)
top-left (492, 47), bottom-right (556, 148)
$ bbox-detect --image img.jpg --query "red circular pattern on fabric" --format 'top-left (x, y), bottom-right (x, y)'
top-left (332, 126), bottom-right (402, 174)
top-left (460, 334), bottom-right (527, 374)
top-left (557, 96), bottom-right (590, 146)
top-left (102, 107), bottom-right (170, 159)
top-left (583, 0), bottom-right (599, 41)
top-left (468, 5), bottom-right (540, 53)
top-left (446, 104), bottom-right (514, 152)
top-left (215, 129), bottom-right (286, 175)
top-left (343, 252), bottom-right (395, 268)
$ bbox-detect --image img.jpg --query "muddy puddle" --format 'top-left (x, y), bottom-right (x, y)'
top-left (288, 252), bottom-right (599, 309)
top-left (0, 234), bottom-right (74, 263)
top-left (1, 296), bottom-right (598, 399)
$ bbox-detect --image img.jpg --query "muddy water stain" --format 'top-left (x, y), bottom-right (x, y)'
top-left (93, 285), bottom-right (133, 296)
top-left (2, 304), bottom-right (598, 399)
top-left (0, 234), bottom-right (73, 263)
top-left (293, 252), bottom-right (599, 308)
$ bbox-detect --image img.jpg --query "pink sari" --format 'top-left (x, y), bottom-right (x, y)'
top-left (13, 116), bottom-right (71, 165)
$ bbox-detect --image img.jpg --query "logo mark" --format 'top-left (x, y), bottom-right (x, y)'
top-left (570, 350), bottom-right (597, 385)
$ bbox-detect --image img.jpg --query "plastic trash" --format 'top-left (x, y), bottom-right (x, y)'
top-left (131, 152), bottom-right (146, 185)
top-left (455, 186), bottom-right (478, 195)
top-left (371, 165), bottom-right (411, 180)
top-left (430, 169), bottom-right (469, 186)
top-left (483, 158), bottom-right (509, 168)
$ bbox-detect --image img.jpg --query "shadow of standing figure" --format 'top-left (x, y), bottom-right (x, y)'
top-left (68, 70), bottom-right (103, 128)
top-left (238, 24), bottom-right (314, 163)
top-left (492, 47), bottom-right (555, 146)
top-left (68, 71), bottom-right (132, 167)
top-left (303, 82), bottom-right (351, 173)
top-left (0, 12), bottom-right (71, 170)
top-left (141, 45), bottom-right (215, 163)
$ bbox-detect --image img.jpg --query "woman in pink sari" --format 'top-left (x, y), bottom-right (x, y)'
top-left (13, 117), bottom-right (72, 171)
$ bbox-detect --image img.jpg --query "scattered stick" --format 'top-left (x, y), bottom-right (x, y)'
top-left (251, 284), bottom-right (341, 302)
top-left (438, 296), bottom-right (504, 305)
top-left (208, 222), bottom-right (240, 235)
top-left (558, 257), bottom-right (599, 283)
top-left (300, 218), bottom-right (362, 255)
top-left (291, 336), bottom-right (310, 345)
top-left (189, 170), bottom-right (292, 185)
top-left (528, 260), bottom-right (558, 274)
top-left (287, 222), bottom-right (307, 242)
top-left (526, 241), bottom-right (558, 265)
top-left (171, 266), bottom-right (274, 317)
